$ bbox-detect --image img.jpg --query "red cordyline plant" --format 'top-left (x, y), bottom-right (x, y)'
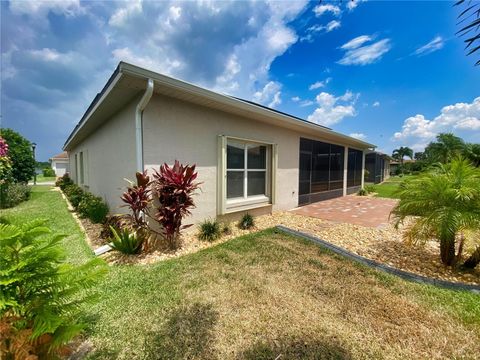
top-left (120, 171), bottom-right (152, 247)
top-left (151, 161), bottom-right (200, 249)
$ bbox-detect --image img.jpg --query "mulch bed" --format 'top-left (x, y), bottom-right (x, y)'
top-left (57, 186), bottom-right (479, 285)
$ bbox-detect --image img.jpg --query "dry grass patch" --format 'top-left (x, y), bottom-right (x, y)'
top-left (82, 229), bottom-right (480, 359)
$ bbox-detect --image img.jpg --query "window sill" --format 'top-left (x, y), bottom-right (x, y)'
top-left (225, 196), bottom-right (271, 214)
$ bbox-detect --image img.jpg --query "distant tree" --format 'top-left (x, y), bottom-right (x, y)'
top-left (0, 129), bottom-right (35, 183)
top-left (391, 158), bottom-right (480, 267)
top-left (414, 151), bottom-right (425, 161)
top-left (424, 133), bottom-right (465, 164)
top-left (463, 143), bottom-right (480, 167)
top-left (455, 0), bottom-right (480, 66)
top-left (392, 146), bottom-right (413, 166)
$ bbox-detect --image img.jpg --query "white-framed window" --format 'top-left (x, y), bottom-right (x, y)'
top-left (227, 140), bottom-right (269, 200)
top-left (218, 136), bottom-right (277, 214)
top-left (74, 154), bottom-right (78, 183)
top-left (79, 151), bottom-right (85, 184)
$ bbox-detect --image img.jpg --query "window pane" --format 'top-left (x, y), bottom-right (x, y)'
top-left (227, 142), bottom-right (244, 169)
top-left (247, 145), bottom-right (266, 169)
top-left (329, 145), bottom-right (344, 183)
top-left (227, 171), bottom-right (244, 198)
top-left (247, 171), bottom-right (266, 196)
top-left (311, 141), bottom-right (329, 193)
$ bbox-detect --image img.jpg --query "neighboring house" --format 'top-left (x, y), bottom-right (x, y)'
top-left (63, 62), bottom-right (375, 223)
top-left (390, 159), bottom-right (415, 175)
top-left (50, 151), bottom-right (70, 177)
top-left (365, 152), bottom-right (391, 184)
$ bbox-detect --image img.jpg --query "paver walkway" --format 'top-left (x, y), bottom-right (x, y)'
top-left (292, 195), bottom-right (398, 228)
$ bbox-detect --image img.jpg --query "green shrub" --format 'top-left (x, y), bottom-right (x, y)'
top-left (77, 193), bottom-right (109, 224)
top-left (42, 167), bottom-right (55, 177)
top-left (0, 219), bottom-right (107, 358)
top-left (239, 213), bottom-right (254, 230)
top-left (365, 184), bottom-right (376, 193)
top-left (198, 219), bottom-right (221, 241)
top-left (55, 173), bottom-right (73, 189)
top-left (222, 222), bottom-right (232, 235)
top-left (63, 184), bottom-right (84, 208)
top-left (109, 226), bottom-right (143, 254)
top-left (357, 188), bottom-right (368, 196)
top-left (0, 182), bottom-right (30, 208)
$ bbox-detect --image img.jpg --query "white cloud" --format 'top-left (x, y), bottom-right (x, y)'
top-left (301, 20), bottom-right (341, 42)
top-left (307, 90), bottom-right (359, 126)
top-left (338, 36), bottom-right (391, 65)
top-left (349, 132), bottom-right (367, 140)
top-left (412, 36), bottom-right (444, 56)
top-left (309, 77), bottom-right (332, 90)
top-left (253, 81), bottom-right (282, 108)
top-left (9, 0), bottom-right (83, 18)
top-left (340, 35), bottom-right (372, 50)
top-left (300, 99), bottom-right (315, 107)
top-left (313, 4), bottom-right (341, 17)
top-left (372, 101), bottom-right (380, 107)
top-left (291, 96), bottom-right (300, 102)
top-left (393, 97), bottom-right (480, 146)
top-left (347, 0), bottom-right (367, 11)
top-left (326, 20), bottom-right (341, 32)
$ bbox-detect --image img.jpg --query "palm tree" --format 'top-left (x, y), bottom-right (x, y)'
top-left (463, 143), bottom-right (480, 167)
top-left (455, 0), bottom-right (480, 66)
top-left (391, 158), bottom-right (480, 266)
top-left (425, 133), bottom-right (465, 164)
top-left (392, 146), bottom-right (413, 166)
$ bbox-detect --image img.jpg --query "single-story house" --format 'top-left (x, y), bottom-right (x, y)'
top-left (49, 151), bottom-right (70, 177)
top-left (365, 151), bottom-right (391, 184)
top-left (63, 62), bottom-right (375, 223)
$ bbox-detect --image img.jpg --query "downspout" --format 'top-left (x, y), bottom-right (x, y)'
top-left (135, 78), bottom-right (154, 172)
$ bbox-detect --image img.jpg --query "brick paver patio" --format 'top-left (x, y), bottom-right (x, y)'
top-left (292, 195), bottom-right (398, 228)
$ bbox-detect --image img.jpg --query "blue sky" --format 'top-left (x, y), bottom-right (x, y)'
top-left (1, 0), bottom-right (479, 161)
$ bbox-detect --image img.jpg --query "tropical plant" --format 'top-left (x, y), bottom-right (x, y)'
top-left (357, 188), bottom-right (368, 196)
top-left (0, 136), bottom-right (12, 185)
top-left (151, 161), bottom-right (200, 249)
top-left (198, 219), bottom-right (221, 242)
top-left (109, 226), bottom-right (143, 254)
top-left (392, 146), bottom-right (413, 167)
top-left (222, 222), bottom-right (232, 235)
top-left (0, 219), bottom-right (106, 359)
top-left (239, 213), bottom-right (255, 230)
top-left (424, 133), bottom-right (465, 164)
top-left (63, 184), bottom-right (85, 208)
top-left (0, 128), bottom-right (35, 184)
top-left (455, 0), bottom-right (480, 66)
top-left (391, 158), bottom-right (480, 266)
top-left (121, 171), bottom-right (151, 233)
top-left (463, 143), bottom-right (480, 166)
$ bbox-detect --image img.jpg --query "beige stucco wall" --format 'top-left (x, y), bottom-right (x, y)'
top-left (142, 93), bottom-right (362, 224)
top-left (68, 98), bottom-right (137, 213)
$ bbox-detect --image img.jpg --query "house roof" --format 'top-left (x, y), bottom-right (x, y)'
top-left (64, 62), bottom-right (376, 151)
top-left (50, 151), bottom-right (69, 160)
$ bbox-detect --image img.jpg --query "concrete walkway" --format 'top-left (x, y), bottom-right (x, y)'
top-left (292, 195), bottom-right (398, 228)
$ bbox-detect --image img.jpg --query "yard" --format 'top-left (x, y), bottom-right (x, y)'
top-left (367, 175), bottom-right (415, 199)
top-left (2, 186), bottom-right (480, 359)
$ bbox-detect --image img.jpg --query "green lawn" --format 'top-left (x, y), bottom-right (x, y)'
top-left (367, 174), bottom-right (416, 199)
top-left (3, 186), bottom-right (480, 359)
top-left (31, 174), bottom-right (57, 183)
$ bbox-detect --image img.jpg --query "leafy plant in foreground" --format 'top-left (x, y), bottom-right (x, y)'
top-left (0, 219), bottom-right (107, 359)
top-left (109, 226), bottom-right (143, 254)
top-left (391, 158), bottom-right (480, 267)
top-left (198, 219), bottom-right (221, 242)
top-left (239, 213), bottom-right (255, 230)
top-left (151, 161), bottom-right (200, 249)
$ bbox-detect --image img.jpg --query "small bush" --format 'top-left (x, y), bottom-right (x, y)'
top-left (55, 173), bottom-right (73, 189)
top-left (42, 167), bottom-right (55, 177)
top-left (198, 219), bottom-right (221, 241)
top-left (0, 183), bottom-right (31, 208)
top-left (77, 193), bottom-right (109, 224)
top-left (64, 184), bottom-right (85, 208)
top-left (239, 213), bottom-right (254, 230)
top-left (357, 188), bottom-right (368, 196)
top-left (109, 226), bottom-right (143, 254)
top-left (222, 222), bottom-right (232, 235)
top-left (365, 184), bottom-right (376, 193)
